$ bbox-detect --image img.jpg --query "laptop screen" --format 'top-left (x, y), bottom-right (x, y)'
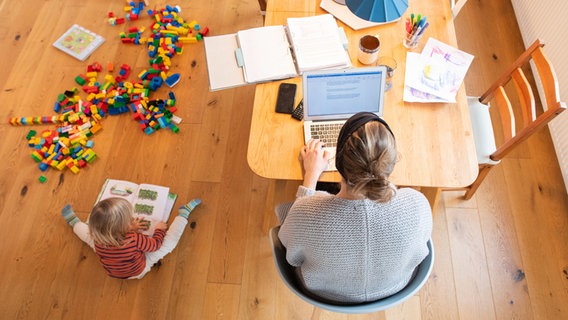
top-left (303, 66), bottom-right (386, 121)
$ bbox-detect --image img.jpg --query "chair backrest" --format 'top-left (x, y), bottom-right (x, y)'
top-left (477, 39), bottom-right (566, 162)
top-left (269, 226), bottom-right (434, 314)
top-left (451, 0), bottom-right (468, 18)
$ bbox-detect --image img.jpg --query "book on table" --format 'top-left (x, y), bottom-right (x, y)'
top-left (203, 14), bottom-right (351, 91)
top-left (95, 179), bottom-right (177, 236)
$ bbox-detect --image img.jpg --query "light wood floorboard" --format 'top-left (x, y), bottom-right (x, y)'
top-left (0, 0), bottom-right (567, 319)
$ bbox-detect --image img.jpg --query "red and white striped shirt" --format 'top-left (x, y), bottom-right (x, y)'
top-left (94, 229), bottom-right (166, 279)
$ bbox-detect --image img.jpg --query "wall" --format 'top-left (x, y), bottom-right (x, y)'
top-left (511, 0), bottom-right (568, 193)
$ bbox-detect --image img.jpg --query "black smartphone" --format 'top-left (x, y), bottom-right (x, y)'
top-left (275, 83), bottom-right (297, 114)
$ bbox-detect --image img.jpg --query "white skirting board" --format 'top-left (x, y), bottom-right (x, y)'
top-left (511, 0), bottom-right (568, 193)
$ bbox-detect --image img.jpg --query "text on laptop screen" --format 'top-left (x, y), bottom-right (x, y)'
top-left (305, 69), bottom-right (384, 118)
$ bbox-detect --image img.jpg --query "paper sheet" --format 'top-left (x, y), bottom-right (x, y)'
top-left (404, 52), bottom-right (454, 103)
top-left (404, 38), bottom-right (474, 102)
top-left (287, 14), bottom-right (351, 72)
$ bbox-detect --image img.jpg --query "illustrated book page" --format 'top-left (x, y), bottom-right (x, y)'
top-left (95, 179), bottom-right (177, 236)
top-left (53, 24), bottom-right (105, 61)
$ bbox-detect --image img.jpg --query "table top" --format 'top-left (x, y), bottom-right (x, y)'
top-left (247, 1), bottom-right (478, 188)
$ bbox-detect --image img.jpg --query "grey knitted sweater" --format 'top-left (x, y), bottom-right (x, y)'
top-left (277, 186), bottom-right (432, 303)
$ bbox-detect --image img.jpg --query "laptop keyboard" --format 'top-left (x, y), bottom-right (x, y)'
top-left (309, 123), bottom-right (343, 147)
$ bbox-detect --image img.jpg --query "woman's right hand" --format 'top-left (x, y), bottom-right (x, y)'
top-left (299, 139), bottom-right (332, 189)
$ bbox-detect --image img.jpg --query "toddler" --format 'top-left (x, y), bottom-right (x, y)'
top-left (61, 197), bottom-right (201, 279)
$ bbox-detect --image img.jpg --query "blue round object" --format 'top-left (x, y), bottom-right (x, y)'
top-left (345, 0), bottom-right (409, 23)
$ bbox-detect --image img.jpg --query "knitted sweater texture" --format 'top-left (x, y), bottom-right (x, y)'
top-left (278, 186), bottom-right (432, 303)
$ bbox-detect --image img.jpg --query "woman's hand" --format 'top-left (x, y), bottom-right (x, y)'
top-left (299, 139), bottom-right (332, 189)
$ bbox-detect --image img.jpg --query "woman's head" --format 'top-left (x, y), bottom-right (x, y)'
top-left (88, 197), bottom-right (134, 247)
top-left (335, 112), bottom-right (397, 202)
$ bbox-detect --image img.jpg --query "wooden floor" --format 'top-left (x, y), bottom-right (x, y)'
top-left (0, 0), bottom-right (567, 319)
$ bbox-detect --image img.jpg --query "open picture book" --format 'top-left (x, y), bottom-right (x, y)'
top-left (95, 179), bottom-right (177, 235)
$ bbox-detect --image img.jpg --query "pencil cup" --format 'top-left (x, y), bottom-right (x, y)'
top-left (358, 35), bottom-right (380, 65)
top-left (403, 29), bottom-right (422, 49)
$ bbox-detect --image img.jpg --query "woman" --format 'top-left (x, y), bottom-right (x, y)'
top-left (277, 112), bottom-right (432, 304)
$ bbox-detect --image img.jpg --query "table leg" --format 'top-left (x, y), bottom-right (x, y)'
top-left (421, 187), bottom-right (441, 214)
top-left (258, 0), bottom-right (267, 13)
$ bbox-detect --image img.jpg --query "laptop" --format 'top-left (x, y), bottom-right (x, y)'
top-left (302, 66), bottom-right (387, 171)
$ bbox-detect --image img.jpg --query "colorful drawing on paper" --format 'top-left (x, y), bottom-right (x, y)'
top-left (420, 41), bottom-right (473, 97)
top-left (403, 38), bottom-right (474, 103)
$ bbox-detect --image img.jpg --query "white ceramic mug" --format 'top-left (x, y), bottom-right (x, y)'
top-left (357, 35), bottom-right (380, 65)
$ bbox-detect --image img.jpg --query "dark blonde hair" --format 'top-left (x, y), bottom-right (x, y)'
top-left (339, 121), bottom-right (397, 202)
top-left (88, 197), bottom-right (134, 247)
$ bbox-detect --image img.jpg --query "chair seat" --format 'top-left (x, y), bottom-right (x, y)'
top-left (467, 96), bottom-right (500, 165)
top-left (269, 226), bottom-right (434, 314)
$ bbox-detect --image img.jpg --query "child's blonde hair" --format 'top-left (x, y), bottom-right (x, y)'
top-left (88, 197), bottom-right (134, 247)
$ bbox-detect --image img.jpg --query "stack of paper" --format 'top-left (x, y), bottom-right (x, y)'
top-left (403, 38), bottom-right (474, 103)
top-left (287, 14), bottom-right (351, 73)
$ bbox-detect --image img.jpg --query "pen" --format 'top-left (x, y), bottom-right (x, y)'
top-left (418, 16), bottom-right (426, 28)
top-left (417, 22), bottom-right (429, 36)
top-left (405, 19), bottom-right (413, 33)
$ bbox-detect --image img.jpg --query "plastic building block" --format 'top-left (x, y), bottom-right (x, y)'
top-left (12, 4), bottom-right (202, 176)
top-left (165, 73), bottom-right (180, 87)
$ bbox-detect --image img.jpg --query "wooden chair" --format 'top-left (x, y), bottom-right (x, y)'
top-left (269, 226), bottom-right (434, 314)
top-left (451, 0), bottom-right (467, 18)
top-left (463, 39), bottom-right (566, 200)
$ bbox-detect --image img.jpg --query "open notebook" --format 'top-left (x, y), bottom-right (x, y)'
top-left (203, 14), bottom-right (350, 91)
top-left (302, 66), bottom-right (387, 171)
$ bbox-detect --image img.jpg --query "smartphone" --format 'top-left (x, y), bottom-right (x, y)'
top-left (275, 83), bottom-right (297, 114)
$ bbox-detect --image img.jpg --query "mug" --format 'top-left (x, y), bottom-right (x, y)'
top-left (358, 35), bottom-right (380, 65)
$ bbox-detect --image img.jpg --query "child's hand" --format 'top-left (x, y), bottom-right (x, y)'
top-left (131, 217), bottom-right (151, 231)
top-left (154, 221), bottom-right (168, 230)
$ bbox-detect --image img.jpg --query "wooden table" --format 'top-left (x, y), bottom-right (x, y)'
top-left (247, 1), bottom-right (478, 209)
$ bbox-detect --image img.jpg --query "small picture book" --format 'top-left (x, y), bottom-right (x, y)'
top-left (95, 179), bottom-right (177, 235)
top-left (53, 24), bottom-right (105, 61)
